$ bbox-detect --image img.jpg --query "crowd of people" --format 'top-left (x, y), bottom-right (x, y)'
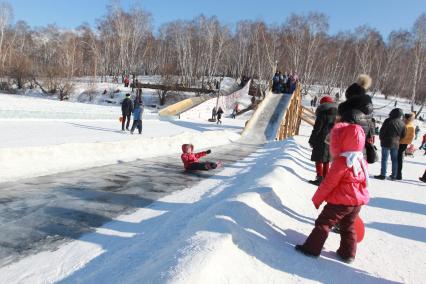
top-left (272, 71), bottom-right (298, 94)
top-left (296, 73), bottom-right (424, 264)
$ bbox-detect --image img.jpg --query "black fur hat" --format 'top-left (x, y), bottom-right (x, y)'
top-left (345, 74), bottom-right (372, 99)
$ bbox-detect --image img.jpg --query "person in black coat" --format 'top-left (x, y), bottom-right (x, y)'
top-left (216, 107), bottom-right (224, 124)
top-left (308, 96), bottom-right (337, 185)
top-left (338, 74), bottom-right (375, 144)
top-left (121, 93), bottom-right (134, 131)
top-left (374, 108), bottom-right (406, 180)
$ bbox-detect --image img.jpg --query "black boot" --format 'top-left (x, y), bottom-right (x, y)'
top-left (308, 176), bottom-right (323, 186)
top-left (419, 171), bottom-right (426, 183)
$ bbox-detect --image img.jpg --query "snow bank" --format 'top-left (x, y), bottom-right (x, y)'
top-left (0, 130), bottom-right (240, 183)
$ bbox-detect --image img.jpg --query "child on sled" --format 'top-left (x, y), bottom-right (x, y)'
top-left (181, 144), bottom-right (222, 171)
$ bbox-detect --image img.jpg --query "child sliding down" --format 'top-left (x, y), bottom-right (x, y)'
top-left (181, 144), bottom-right (221, 171)
top-left (295, 122), bottom-right (370, 263)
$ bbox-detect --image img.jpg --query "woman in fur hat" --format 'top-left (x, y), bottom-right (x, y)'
top-left (338, 74), bottom-right (375, 153)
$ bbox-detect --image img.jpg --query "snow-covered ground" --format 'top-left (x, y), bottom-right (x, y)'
top-left (1, 122), bottom-right (424, 283)
top-left (1, 84), bottom-right (425, 283)
top-left (0, 93), bottom-right (247, 183)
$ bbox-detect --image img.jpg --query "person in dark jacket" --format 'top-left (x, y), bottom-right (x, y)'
top-left (121, 93), bottom-right (134, 131)
top-left (338, 74), bottom-right (375, 150)
top-left (374, 108), bottom-right (406, 180)
top-left (130, 102), bottom-right (143, 134)
top-left (308, 96), bottom-right (337, 185)
top-left (216, 107), bottom-right (224, 124)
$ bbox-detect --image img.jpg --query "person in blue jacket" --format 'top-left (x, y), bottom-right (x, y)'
top-left (130, 102), bottom-right (144, 134)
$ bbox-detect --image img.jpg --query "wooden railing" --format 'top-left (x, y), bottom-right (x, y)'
top-left (276, 84), bottom-right (303, 140)
top-left (301, 106), bottom-right (315, 126)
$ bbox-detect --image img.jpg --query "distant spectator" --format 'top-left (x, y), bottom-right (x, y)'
top-left (415, 125), bottom-right (420, 140)
top-left (130, 102), bottom-right (143, 135)
top-left (374, 108), bottom-right (406, 180)
top-left (272, 72), bottom-right (280, 93)
top-left (134, 88), bottom-right (142, 105)
top-left (335, 92), bottom-right (340, 102)
top-left (313, 96), bottom-right (318, 107)
top-left (394, 101), bottom-right (397, 107)
top-left (121, 93), bottom-right (134, 131)
top-left (102, 89), bottom-right (107, 95)
top-left (212, 106), bottom-right (217, 120)
top-left (397, 113), bottom-right (415, 180)
top-left (420, 134), bottom-right (426, 150)
top-left (231, 103), bottom-right (239, 119)
top-left (124, 76), bottom-right (130, 88)
top-left (216, 107), bottom-right (224, 124)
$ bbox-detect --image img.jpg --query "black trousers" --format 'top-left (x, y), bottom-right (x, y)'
top-left (131, 120), bottom-right (142, 134)
top-left (122, 114), bottom-right (131, 130)
top-left (397, 144), bottom-right (408, 178)
top-left (187, 162), bottom-right (217, 171)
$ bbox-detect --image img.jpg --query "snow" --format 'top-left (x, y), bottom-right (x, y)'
top-left (0, 93), bottom-right (246, 182)
top-left (1, 84), bottom-right (425, 283)
top-left (1, 122), bottom-right (425, 283)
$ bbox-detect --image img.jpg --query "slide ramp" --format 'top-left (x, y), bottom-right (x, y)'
top-left (241, 92), bottom-right (292, 144)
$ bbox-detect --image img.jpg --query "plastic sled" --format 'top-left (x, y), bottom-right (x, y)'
top-left (355, 216), bottom-right (365, 243)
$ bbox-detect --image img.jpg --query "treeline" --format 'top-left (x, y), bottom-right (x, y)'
top-left (0, 1), bottom-right (425, 106)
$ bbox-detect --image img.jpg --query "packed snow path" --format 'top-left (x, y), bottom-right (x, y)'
top-left (0, 141), bottom-right (260, 268)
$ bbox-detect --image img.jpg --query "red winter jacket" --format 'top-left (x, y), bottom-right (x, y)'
top-left (422, 134), bottom-right (426, 144)
top-left (181, 144), bottom-right (207, 169)
top-left (312, 123), bottom-right (370, 207)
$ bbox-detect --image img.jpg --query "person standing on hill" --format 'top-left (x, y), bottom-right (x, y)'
top-left (121, 93), bottom-right (134, 131)
top-left (396, 113), bottom-right (415, 180)
top-left (308, 96), bottom-right (338, 185)
top-left (374, 108), bottom-right (406, 180)
top-left (338, 74), bottom-right (375, 158)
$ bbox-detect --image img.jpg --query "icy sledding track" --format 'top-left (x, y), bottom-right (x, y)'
top-left (0, 93), bottom-right (291, 268)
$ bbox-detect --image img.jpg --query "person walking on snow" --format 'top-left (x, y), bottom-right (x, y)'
top-left (295, 122), bottom-right (370, 264)
top-left (231, 103), bottom-right (239, 119)
top-left (121, 93), bottom-right (134, 131)
top-left (308, 96), bottom-right (337, 185)
top-left (396, 113), bottom-right (415, 179)
top-left (130, 102), bottom-right (143, 134)
top-left (181, 144), bottom-right (221, 171)
top-left (374, 108), bottom-right (406, 180)
top-left (216, 107), bottom-right (224, 124)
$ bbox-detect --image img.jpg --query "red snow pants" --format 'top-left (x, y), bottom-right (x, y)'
top-left (301, 203), bottom-right (361, 258)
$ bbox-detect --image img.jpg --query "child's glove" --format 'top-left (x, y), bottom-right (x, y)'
top-left (206, 149), bottom-right (211, 154)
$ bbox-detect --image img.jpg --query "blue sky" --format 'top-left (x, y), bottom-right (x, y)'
top-left (7, 0), bottom-right (426, 37)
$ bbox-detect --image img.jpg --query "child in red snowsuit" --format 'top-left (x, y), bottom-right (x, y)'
top-left (296, 122), bottom-right (370, 263)
top-left (181, 144), bottom-right (219, 171)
